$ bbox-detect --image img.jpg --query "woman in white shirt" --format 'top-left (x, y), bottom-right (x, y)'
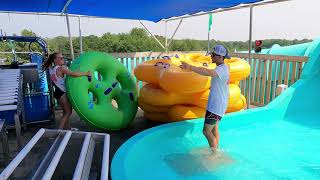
top-left (43, 53), bottom-right (91, 129)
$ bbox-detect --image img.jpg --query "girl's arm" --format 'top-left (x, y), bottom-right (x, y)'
top-left (58, 66), bottom-right (91, 77)
top-left (180, 61), bottom-right (218, 78)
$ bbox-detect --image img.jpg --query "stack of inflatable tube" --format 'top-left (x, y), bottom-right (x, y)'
top-left (134, 54), bottom-right (250, 122)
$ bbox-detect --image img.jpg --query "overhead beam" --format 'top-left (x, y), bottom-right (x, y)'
top-left (0, 11), bottom-right (133, 20)
top-left (166, 18), bottom-right (183, 49)
top-left (60, 0), bottom-right (73, 15)
top-left (139, 20), bottom-right (166, 50)
top-left (0, 0), bottom-right (292, 22)
top-left (164, 0), bottom-right (292, 21)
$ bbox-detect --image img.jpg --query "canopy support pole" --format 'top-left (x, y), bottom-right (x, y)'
top-left (139, 20), bottom-right (165, 50)
top-left (61, 0), bottom-right (73, 14)
top-left (165, 21), bottom-right (168, 52)
top-left (78, 16), bottom-right (83, 54)
top-left (65, 10), bottom-right (75, 60)
top-left (207, 29), bottom-right (210, 53)
top-left (166, 18), bottom-right (183, 49)
top-left (247, 5), bottom-right (254, 109)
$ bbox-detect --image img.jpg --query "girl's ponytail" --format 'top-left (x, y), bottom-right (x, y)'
top-left (42, 52), bottom-right (58, 71)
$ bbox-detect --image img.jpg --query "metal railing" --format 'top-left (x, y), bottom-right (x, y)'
top-left (0, 128), bottom-right (110, 180)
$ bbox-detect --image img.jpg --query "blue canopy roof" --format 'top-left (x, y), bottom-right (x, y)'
top-left (0, 0), bottom-right (262, 22)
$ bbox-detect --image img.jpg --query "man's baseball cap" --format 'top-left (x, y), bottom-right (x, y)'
top-left (211, 44), bottom-right (230, 59)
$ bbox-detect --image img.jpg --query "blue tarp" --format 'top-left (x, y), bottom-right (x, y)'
top-left (0, 0), bottom-right (262, 22)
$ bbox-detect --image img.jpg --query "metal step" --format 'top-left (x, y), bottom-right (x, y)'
top-left (0, 128), bottom-right (110, 180)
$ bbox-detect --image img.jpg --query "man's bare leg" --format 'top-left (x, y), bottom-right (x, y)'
top-left (212, 122), bottom-right (220, 149)
top-left (203, 123), bottom-right (217, 151)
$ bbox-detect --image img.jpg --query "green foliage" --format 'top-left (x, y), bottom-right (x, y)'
top-left (21, 29), bottom-right (37, 37)
top-left (0, 29), bottom-right (44, 62)
top-left (0, 28), bottom-right (313, 63)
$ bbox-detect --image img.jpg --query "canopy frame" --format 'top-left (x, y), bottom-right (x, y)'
top-left (0, 0), bottom-right (292, 108)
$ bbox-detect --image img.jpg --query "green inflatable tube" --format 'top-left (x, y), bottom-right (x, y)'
top-left (66, 52), bottom-right (138, 130)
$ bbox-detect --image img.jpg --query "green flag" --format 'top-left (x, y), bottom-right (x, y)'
top-left (208, 13), bottom-right (213, 32)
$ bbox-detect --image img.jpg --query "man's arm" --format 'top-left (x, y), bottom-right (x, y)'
top-left (180, 61), bottom-right (218, 78)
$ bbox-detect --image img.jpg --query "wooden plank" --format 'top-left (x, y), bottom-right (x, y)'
top-left (241, 75), bottom-right (247, 97)
top-left (251, 102), bottom-right (265, 107)
top-left (291, 62), bottom-right (297, 85)
top-left (251, 101), bottom-right (259, 107)
top-left (284, 61), bottom-right (290, 85)
top-left (247, 57), bottom-right (253, 104)
top-left (133, 57), bottom-right (139, 88)
top-left (130, 57), bottom-right (135, 75)
top-left (266, 60), bottom-right (273, 103)
top-left (239, 80), bottom-right (244, 95)
top-left (125, 58), bottom-right (129, 71)
top-left (111, 51), bottom-right (206, 59)
top-left (255, 59), bottom-right (263, 104)
top-left (136, 56), bottom-right (142, 66)
top-left (278, 61), bottom-right (284, 84)
top-left (272, 61), bottom-right (279, 100)
top-left (297, 62), bottom-right (303, 79)
top-left (138, 57), bottom-right (144, 90)
top-left (250, 59), bottom-right (257, 103)
top-left (260, 60), bottom-right (267, 104)
top-left (112, 52), bottom-right (308, 64)
top-left (142, 56), bottom-right (147, 62)
top-left (230, 53), bottom-right (308, 62)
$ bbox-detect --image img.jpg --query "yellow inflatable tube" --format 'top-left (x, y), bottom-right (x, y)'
top-left (159, 66), bottom-right (211, 94)
top-left (225, 58), bottom-right (251, 83)
top-left (139, 84), bottom-right (241, 108)
top-left (134, 57), bottom-right (250, 94)
top-left (134, 53), bottom-right (250, 122)
top-left (143, 105), bottom-right (205, 122)
top-left (134, 59), bottom-right (170, 85)
top-left (168, 105), bottom-right (205, 122)
top-left (138, 98), bottom-right (171, 113)
top-left (226, 95), bottom-right (247, 113)
top-left (141, 99), bottom-right (247, 122)
top-left (138, 95), bottom-right (247, 118)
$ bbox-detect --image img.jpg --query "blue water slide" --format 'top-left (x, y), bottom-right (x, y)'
top-left (112, 39), bottom-right (320, 179)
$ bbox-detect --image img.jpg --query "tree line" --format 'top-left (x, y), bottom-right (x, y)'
top-left (0, 28), bottom-right (312, 62)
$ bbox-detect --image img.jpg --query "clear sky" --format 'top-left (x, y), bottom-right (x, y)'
top-left (0, 0), bottom-right (319, 41)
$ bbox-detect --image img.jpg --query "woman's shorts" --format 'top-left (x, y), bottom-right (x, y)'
top-left (204, 110), bottom-right (222, 125)
top-left (53, 86), bottom-right (65, 100)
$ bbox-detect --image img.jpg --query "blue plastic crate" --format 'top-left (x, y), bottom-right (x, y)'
top-left (24, 94), bottom-right (51, 123)
top-left (30, 54), bottom-right (49, 93)
top-left (0, 110), bottom-right (16, 125)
